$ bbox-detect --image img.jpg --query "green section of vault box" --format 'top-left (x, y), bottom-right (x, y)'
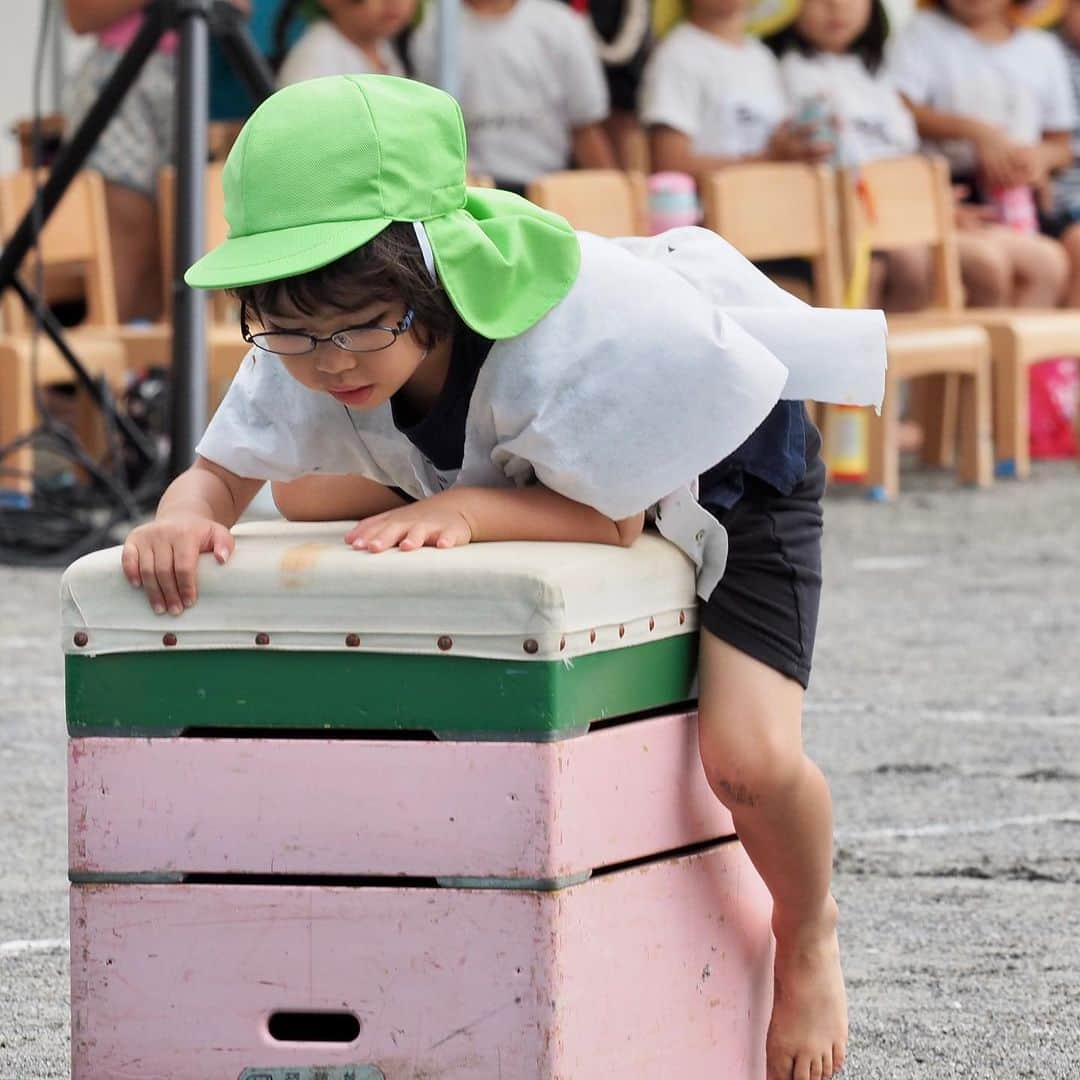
top-left (66, 635), bottom-right (697, 739)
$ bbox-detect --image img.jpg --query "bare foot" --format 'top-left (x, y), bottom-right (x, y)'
top-left (766, 900), bottom-right (848, 1080)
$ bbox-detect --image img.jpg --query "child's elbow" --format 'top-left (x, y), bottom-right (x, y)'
top-left (615, 511), bottom-right (646, 547)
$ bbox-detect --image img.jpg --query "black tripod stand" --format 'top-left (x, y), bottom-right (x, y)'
top-left (0, 0), bottom-right (273, 563)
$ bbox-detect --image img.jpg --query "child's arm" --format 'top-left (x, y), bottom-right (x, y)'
top-left (122, 456), bottom-right (263, 615)
top-left (344, 485), bottom-right (646, 552)
top-left (899, 97), bottom-right (1026, 189)
top-left (649, 123), bottom-right (831, 181)
top-left (271, 474), bottom-right (408, 522)
top-left (571, 123), bottom-right (619, 170)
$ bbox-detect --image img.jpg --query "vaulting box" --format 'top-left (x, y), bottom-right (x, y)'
top-left (62, 523), bottom-right (772, 1079)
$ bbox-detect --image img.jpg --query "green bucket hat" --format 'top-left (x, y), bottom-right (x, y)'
top-left (185, 74), bottom-right (581, 340)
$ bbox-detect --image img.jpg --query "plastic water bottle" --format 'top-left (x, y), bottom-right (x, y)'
top-left (648, 172), bottom-right (700, 235)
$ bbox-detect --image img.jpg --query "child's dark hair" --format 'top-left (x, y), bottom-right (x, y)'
top-left (765, 0), bottom-right (891, 73)
top-left (231, 222), bottom-right (457, 347)
top-left (271, 0), bottom-right (323, 71)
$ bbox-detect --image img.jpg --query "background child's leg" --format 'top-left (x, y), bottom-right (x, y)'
top-left (1058, 221), bottom-right (1080, 308)
top-left (698, 631), bottom-right (846, 1080)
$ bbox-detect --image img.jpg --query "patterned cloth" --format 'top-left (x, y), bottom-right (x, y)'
top-left (62, 46), bottom-right (175, 197)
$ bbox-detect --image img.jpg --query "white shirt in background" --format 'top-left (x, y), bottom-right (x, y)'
top-left (640, 24), bottom-right (789, 159)
top-left (409, 0), bottom-right (609, 187)
top-left (780, 51), bottom-right (918, 166)
top-left (888, 9), bottom-right (1075, 174)
top-left (278, 19), bottom-right (405, 87)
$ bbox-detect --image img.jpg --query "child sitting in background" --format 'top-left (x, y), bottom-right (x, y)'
top-left (767, 0), bottom-right (932, 312)
top-left (640, 0), bottom-right (832, 180)
top-left (889, 0), bottom-right (1073, 307)
top-left (275, 0), bottom-right (415, 85)
top-left (408, 0), bottom-right (617, 192)
top-left (1043, 0), bottom-right (1080, 306)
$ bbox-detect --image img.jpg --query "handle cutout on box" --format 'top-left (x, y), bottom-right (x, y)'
top-left (267, 1011), bottom-right (362, 1043)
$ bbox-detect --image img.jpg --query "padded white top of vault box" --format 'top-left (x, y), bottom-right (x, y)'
top-left (61, 522), bottom-right (698, 660)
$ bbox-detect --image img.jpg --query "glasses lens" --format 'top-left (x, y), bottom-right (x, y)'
top-left (331, 327), bottom-right (396, 353)
top-left (253, 332), bottom-right (315, 355)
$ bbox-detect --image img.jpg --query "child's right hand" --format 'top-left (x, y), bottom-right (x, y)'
top-left (972, 125), bottom-right (1027, 190)
top-left (122, 514), bottom-right (236, 616)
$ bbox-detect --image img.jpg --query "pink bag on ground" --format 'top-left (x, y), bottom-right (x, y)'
top-left (1029, 357), bottom-right (1079, 460)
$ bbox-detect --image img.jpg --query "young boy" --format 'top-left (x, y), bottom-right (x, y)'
top-left (123, 74), bottom-right (886, 1080)
top-left (408, 0), bottom-right (617, 191)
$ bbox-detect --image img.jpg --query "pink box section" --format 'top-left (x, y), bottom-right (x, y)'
top-left (70, 845), bottom-right (774, 1079)
top-left (69, 711), bottom-right (735, 881)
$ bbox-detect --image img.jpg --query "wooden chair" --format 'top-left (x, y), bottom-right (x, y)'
top-left (700, 163), bottom-right (845, 308)
top-left (842, 154), bottom-right (1080, 479)
top-left (0, 170), bottom-right (130, 493)
top-left (526, 169), bottom-right (650, 237)
top-left (702, 161), bottom-right (993, 499)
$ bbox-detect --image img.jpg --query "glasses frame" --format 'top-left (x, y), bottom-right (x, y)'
top-left (241, 306), bottom-right (416, 355)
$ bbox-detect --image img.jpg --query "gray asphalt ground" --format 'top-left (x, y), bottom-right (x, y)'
top-left (1, 464), bottom-right (1079, 1079)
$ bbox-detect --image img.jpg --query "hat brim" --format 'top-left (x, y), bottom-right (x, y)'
top-left (184, 218), bottom-right (391, 291)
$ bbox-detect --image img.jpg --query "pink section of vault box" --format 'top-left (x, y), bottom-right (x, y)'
top-left (69, 711), bottom-right (735, 881)
top-left (70, 844), bottom-right (773, 1079)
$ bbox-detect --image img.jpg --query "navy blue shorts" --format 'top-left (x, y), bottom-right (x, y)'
top-left (699, 427), bottom-right (826, 689)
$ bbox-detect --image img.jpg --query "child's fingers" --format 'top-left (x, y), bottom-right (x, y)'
top-left (360, 520), bottom-right (410, 552)
top-left (397, 523), bottom-right (433, 551)
top-left (151, 543), bottom-right (185, 616)
top-left (345, 513), bottom-right (389, 546)
top-left (173, 540), bottom-right (201, 608)
top-left (121, 541), bottom-right (142, 587)
top-left (138, 548), bottom-right (166, 615)
top-left (435, 519), bottom-right (471, 548)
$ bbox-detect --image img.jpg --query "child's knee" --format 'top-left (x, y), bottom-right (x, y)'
top-left (698, 711), bottom-right (804, 810)
top-left (959, 240), bottom-right (1010, 307)
top-left (1023, 236), bottom-right (1069, 295)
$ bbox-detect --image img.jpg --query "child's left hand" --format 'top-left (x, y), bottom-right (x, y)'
top-left (345, 496), bottom-right (473, 553)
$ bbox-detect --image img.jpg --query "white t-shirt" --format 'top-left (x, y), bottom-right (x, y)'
top-left (409, 0), bottom-right (609, 186)
top-left (196, 229), bottom-right (886, 598)
top-left (780, 52), bottom-right (918, 166)
top-left (888, 10), bottom-right (1076, 173)
top-left (278, 19), bottom-right (405, 87)
top-left (639, 24), bottom-right (788, 159)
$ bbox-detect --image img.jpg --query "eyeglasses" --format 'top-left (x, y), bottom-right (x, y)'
top-left (241, 307), bottom-right (416, 356)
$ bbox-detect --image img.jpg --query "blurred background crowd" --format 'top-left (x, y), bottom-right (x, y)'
top-left (2, 0), bottom-right (1079, 522)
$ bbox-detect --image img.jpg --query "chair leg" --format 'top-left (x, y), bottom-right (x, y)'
top-left (866, 373), bottom-right (900, 500)
top-left (0, 344), bottom-right (35, 496)
top-left (913, 373), bottom-right (958, 468)
top-left (991, 342), bottom-right (1029, 480)
top-left (956, 364), bottom-right (994, 489)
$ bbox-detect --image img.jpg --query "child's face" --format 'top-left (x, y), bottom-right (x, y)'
top-left (321, 0), bottom-right (416, 44)
top-left (259, 297), bottom-right (435, 410)
top-left (941, 0), bottom-right (1011, 27)
top-left (796, 0), bottom-right (872, 53)
top-left (689, 0), bottom-right (749, 20)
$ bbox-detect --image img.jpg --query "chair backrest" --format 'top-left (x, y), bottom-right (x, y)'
top-left (0, 168), bottom-right (118, 331)
top-left (158, 162), bottom-right (235, 322)
top-left (838, 154), bottom-right (964, 311)
top-left (525, 169), bottom-right (650, 237)
top-left (699, 163), bottom-right (844, 308)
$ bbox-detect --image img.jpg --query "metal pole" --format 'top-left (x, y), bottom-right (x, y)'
top-left (169, 0), bottom-right (211, 478)
top-left (436, 0), bottom-right (459, 99)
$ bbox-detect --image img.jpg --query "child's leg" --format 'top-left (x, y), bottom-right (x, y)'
top-left (990, 227), bottom-right (1069, 307)
top-left (698, 633), bottom-right (845, 1080)
top-left (957, 231), bottom-right (1011, 307)
top-left (881, 245), bottom-right (934, 313)
top-left (1058, 221), bottom-right (1080, 308)
top-left (697, 432), bottom-right (844, 1080)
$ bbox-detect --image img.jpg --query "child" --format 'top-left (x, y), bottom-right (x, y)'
top-left (640, 0), bottom-right (833, 180)
top-left (1044, 0), bottom-right (1080, 306)
top-left (767, 0), bottom-right (933, 313)
top-left (888, 0), bottom-right (1074, 306)
top-left (408, 0), bottom-right (617, 192)
top-left (275, 0), bottom-right (415, 85)
top-left (122, 75), bottom-right (887, 1080)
